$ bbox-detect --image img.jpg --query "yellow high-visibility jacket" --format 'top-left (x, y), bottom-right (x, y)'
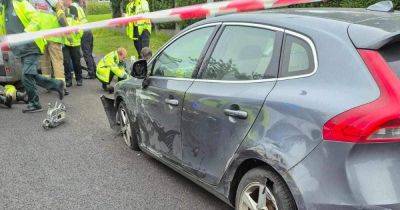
top-left (0, 0), bottom-right (46, 53)
top-left (37, 11), bottom-right (65, 44)
top-left (96, 51), bottom-right (128, 83)
top-left (126, 0), bottom-right (151, 40)
top-left (71, 2), bottom-right (87, 24)
top-left (64, 7), bottom-right (83, 47)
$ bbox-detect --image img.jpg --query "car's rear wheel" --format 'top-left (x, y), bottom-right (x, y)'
top-left (235, 167), bottom-right (297, 210)
top-left (117, 102), bottom-right (140, 151)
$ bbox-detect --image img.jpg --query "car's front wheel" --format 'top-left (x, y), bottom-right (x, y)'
top-left (117, 102), bottom-right (140, 151)
top-left (235, 167), bottom-right (297, 210)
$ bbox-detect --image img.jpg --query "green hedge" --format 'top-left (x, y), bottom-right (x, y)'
top-left (107, 0), bottom-right (400, 28)
top-left (146, 0), bottom-right (400, 28)
top-left (87, 1), bottom-right (111, 15)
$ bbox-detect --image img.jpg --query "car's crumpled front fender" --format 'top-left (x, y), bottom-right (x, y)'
top-left (100, 95), bottom-right (118, 130)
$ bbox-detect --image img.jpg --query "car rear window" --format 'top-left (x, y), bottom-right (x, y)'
top-left (379, 42), bottom-right (400, 77)
top-left (280, 34), bottom-right (315, 78)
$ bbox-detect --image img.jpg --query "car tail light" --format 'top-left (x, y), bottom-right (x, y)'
top-left (323, 49), bottom-right (400, 143)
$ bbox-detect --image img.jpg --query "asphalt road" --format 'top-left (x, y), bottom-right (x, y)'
top-left (0, 79), bottom-right (231, 209)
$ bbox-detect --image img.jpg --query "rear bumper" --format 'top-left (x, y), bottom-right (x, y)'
top-left (288, 141), bottom-right (400, 210)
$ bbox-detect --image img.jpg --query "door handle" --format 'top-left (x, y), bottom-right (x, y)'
top-left (224, 109), bottom-right (248, 119)
top-left (165, 98), bottom-right (179, 106)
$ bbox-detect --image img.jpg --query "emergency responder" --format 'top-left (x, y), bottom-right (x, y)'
top-left (71, 0), bottom-right (96, 80)
top-left (0, 84), bottom-right (28, 105)
top-left (30, 0), bottom-right (70, 95)
top-left (0, 0), bottom-right (64, 113)
top-left (63, 0), bottom-right (83, 87)
top-left (140, 47), bottom-right (152, 61)
top-left (96, 48), bottom-right (128, 93)
top-left (125, 0), bottom-right (151, 58)
top-left (0, 86), bottom-right (12, 108)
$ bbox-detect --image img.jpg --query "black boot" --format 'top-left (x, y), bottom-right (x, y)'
top-left (55, 81), bottom-right (65, 100)
top-left (83, 75), bottom-right (95, 80)
top-left (22, 104), bottom-right (43, 113)
top-left (76, 79), bottom-right (83, 86)
top-left (0, 95), bottom-right (12, 108)
top-left (4, 95), bottom-right (12, 108)
top-left (66, 80), bottom-right (72, 87)
top-left (16, 92), bottom-right (29, 104)
top-left (101, 83), bottom-right (108, 91)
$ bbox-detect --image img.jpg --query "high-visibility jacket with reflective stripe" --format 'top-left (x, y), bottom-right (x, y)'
top-left (37, 12), bottom-right (65, 44)
top-left (64, 16), bottom-right (82, 46)
top-left (126, 0), bottom-right (151, 40)
top-left (0, 0), bottom-right (46, 53)
top-left (71, 2), bottom-right (87, 24)
top-left (96, 51), bottom-right (128, 83)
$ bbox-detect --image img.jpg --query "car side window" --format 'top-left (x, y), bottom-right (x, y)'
top-left (280, 34), bottom-right (315, 78)
top-left (202, 25), bottom-right (277, 81)
top-left (152, 27), bottom-right (215, 78)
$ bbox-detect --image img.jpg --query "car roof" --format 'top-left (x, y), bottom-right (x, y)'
top-left (189, 8), bottom-right (400, 49)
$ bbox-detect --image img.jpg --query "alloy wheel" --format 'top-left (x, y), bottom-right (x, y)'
top-left (238, 182), bottom-right (278, 210)
top-left (119, 107), bottom-right (132, 147)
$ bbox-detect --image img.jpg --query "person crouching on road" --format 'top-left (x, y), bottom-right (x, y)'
top-left (0, 0), bottom-right (64, 113)
top-left (96, 48), bottom-right (128, 93)
top-left (140, 47), bottom-right (152, 61)
top-left (63, 0), bottom-right (83, 87)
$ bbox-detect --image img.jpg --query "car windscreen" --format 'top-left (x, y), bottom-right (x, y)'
top-left (379, 42), bottom-right (400, 77)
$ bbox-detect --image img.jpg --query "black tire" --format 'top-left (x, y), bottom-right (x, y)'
top-left (117, 101), bottom-right (140, 151)
top-left (235, 166), bottom-right (297, 210)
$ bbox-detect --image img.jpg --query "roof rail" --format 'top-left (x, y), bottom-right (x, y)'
top-left (367, 0), bottom-right (394, 12)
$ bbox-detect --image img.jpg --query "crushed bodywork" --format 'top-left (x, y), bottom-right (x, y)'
top-left (42, 102), bottom-right (66, 129)
top-left (100, 95), bottom-right (118, 130)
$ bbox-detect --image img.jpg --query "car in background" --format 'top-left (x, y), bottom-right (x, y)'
top-left (102, 2), bottom-right (400, 209)
top-left (0, 50), bottom-right (22, 85)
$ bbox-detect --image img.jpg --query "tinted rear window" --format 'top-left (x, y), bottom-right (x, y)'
top-left (280, 34), bottom-right (315, 78)
top-left (380, 42), bottom-right (400, 76)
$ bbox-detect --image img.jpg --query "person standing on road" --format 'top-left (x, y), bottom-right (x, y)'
top-left (0, 0), bottom-right (64, 113)
top-left (30, 0), bottom-right (70, 95)
top-left (71, 0), bottom-right (96, 80)
top-left (125, 0), bottom-right (151, 59)
top-left (63, 0), bottom-right (83, 87)
top-left (96, 48), bottom-right (128, 93)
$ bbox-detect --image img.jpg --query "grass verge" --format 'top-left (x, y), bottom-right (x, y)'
top-left (88, 14), bottom-right (172, 57)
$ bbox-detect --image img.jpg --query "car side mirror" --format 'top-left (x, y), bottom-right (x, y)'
top-left (131, 59), bottom-right (147, 79)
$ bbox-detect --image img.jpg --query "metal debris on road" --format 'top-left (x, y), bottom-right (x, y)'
top-left (42, 102), bottom-right (67, 129)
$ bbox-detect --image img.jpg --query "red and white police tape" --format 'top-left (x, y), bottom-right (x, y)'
top-left (1, 0), bottom-right (324, 50)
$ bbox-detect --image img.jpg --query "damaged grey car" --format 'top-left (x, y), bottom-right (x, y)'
top-left (102, 5), bottom-right (400, 210)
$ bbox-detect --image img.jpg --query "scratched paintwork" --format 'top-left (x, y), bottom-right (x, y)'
top-left (109, 7), bottom-right (400, 210)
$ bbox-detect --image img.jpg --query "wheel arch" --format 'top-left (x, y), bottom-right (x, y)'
top-left (223, 151), bottom-right (305, 209)
top-left (115, 95), bottom-right (124, 108)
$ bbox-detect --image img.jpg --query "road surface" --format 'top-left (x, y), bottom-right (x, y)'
top-left (0, 79), bottom-right (231, 209)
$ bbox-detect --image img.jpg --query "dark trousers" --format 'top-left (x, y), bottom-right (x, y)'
top-left (63, 46), bottom-right (82, 82)
top-left (81, 31), bottom-right (96, 77)
top-left (21, 54), bottom-right (59, 107)
top-left (134, 30), bottom-right (150, 59)
top-left (99, 71), bottom-right (125, 90)
top-left (0, 95), bottom-right (6, 105)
